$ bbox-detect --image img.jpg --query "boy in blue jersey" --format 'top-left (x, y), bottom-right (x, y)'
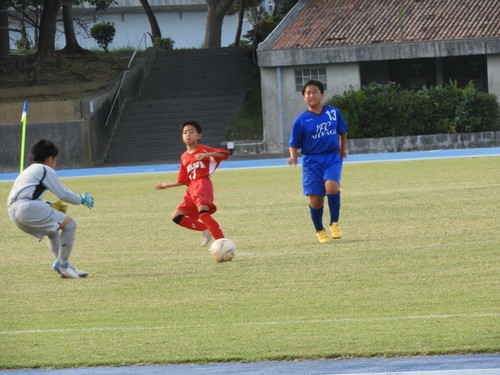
top-left (288, 80), bottom-right (348, 243)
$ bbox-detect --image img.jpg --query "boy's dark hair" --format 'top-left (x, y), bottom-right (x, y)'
top-left (31, 139), bottom-right (59, 163)
top-left (301, 79), bottom-right (325, 95)
top-left (181, 120), bottom-right (202, 133)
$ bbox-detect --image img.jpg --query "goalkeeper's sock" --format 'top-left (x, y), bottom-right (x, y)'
top-left (58, 220), bottom-right (77, 264)
top-left (309, 205), bottom-right (324, 231)
top-left (174, 215), bottom-right (206, 232)
top-left (199, 212), bottom-right (224, 240)
top-left (327, 192), bottom-right (341, 224)
top-left (47, 231), bottom-right (60, 258)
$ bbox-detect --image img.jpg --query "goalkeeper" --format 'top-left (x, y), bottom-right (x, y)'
top-left (7, 139), bottom-right (95, 279)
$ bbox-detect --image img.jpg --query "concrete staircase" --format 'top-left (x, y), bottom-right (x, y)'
top-left (104, 47), bottom-right (256, 165)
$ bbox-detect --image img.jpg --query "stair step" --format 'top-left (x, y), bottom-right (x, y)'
top-left (104, 47), bottom-right (256, 165)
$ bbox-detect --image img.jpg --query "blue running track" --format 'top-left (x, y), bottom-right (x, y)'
top-left (1, 147), bottom-right (499, 182)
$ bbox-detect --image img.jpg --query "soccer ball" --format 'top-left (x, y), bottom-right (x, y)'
top-left (209, 238), bottom-right (236, 263)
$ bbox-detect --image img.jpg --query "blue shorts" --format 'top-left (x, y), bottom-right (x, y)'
top-left (302, 153), bottom-right (343, 196)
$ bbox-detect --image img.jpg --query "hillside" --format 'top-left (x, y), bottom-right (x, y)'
top-left (0, 53), bottom-right (130, 102)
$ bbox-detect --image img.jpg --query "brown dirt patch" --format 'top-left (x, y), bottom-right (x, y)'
top-left (0, 53), bottom-right (130, 102)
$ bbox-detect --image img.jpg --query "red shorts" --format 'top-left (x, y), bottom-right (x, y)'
top-left (176, 178), bottom-right (217, 217)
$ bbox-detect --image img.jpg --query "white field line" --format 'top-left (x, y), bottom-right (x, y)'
top-left (1, 312), bottom-right (498, 335)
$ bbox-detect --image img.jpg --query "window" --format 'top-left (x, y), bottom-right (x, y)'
top-left (295, 68), bottom-right (327, 91)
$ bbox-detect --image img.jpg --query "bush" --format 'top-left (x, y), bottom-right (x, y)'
top-left (90, 22), bottom-right (116, 52)
top-left (227, 82), bottom-right (263, 140)
top-left (153, 37), bottom-right (175, 50)
top-left (327, 81), bottom-right (500, 139)
top-left (456, 82), bottom-right (500, 133)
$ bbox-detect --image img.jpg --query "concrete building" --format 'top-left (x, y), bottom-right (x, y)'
top-left (256, 0), bottom-right (500, 154)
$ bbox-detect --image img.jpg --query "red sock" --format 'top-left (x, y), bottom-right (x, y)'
top-left (199, 213), bottom-right (224, 239)
top-left (178, 216), bottom-right (206, 231)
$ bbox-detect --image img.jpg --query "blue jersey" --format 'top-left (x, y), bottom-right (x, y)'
top-left (289, 105), bottom-right (347, 155)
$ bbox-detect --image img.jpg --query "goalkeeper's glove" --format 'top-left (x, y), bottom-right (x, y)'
top-left (81, 192), bottom-right (94, 209)
top-left (50, 199), bottom-right (68, 213)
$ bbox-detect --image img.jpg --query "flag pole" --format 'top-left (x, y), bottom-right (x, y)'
top-left (20, 100), bottom-right (28, 173)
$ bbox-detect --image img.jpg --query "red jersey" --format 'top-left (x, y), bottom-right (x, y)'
top-left (177, 144), bottom-right (230, 185)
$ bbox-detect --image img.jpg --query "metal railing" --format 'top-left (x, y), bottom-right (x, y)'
top-left (103, 32), bottom-right (151, 128)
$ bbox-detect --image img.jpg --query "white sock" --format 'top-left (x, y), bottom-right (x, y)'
top-left (58, 220), bottom-right (77, 264)
top-left (47, 231), bottom-right (60, 259)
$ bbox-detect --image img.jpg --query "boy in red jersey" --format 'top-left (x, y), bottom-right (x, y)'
top-left (155, 121), bottom-right (230, 246)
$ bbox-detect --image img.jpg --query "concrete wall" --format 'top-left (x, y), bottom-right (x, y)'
top-left (0, 121), bottom-right (83, 172)
top-left (347, 131), bottom-right (500, 154)
top-left (0, 100), bottom-right (83, 124)
top-left (224, 131), bottom-right (500, 157)
top-left (258, 39), bottom-right (500, 68)
top-left (488, 54), bottom-right (500, 101)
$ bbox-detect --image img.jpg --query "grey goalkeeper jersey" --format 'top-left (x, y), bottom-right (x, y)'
top-left (7, 163), bottom-right (82, 206)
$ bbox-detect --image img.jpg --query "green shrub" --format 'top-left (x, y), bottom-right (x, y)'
top-left (153, 37), bottom-right (175, 50)
top-left (227, 83), bottom-right (263, 140)
top-left (90, 22), bottom-right (116, 52)
top-left (328, 81), bottom-right (500, 139)
top-left (456, 82), bottom-right (500, 133)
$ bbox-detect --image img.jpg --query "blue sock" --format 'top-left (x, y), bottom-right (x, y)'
top-left (309, 205), bottom-right (324, 231)
top-left (327, 192), bottom-right (341, 224)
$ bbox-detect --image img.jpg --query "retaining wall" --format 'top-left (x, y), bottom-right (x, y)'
top-left (222, 131), bottom-right (500, 157)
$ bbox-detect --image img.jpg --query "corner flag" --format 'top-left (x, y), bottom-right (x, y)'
top-left (20, 100), bottom-right (28, 172)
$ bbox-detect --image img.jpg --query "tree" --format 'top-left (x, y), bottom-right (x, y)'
top-left (61, 0), bottom-right (114, 54)
top-left (138, 0), bottom-right (161, 42)
top-left (61, 0), bottom-right (88, 54)
top-left (232, 0), bottom-right (261, 46)
top-left (244, 0), bottom-right (299, 53)
top-left (203, 0), bottom-right (234, 48)
top-left (0, 0), bottom-right (9, 57)
top-left (8, 1), bottom-right (45, 52)
top-left (36, 0), bottom-right (60, 59)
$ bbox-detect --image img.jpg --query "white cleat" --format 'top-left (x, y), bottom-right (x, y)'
top-left (58, 262), bottom-right (79, 279)
top-left (70, 264), bottom-right (89, 278)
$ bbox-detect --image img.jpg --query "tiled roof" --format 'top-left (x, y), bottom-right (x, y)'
top-left (270, 0), bottom-right (500, 49)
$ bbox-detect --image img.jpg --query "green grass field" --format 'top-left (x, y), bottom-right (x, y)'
top-left (0, 157), bottom-right (499, 369)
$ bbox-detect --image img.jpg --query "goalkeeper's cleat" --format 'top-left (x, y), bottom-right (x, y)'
top-left (55, 261), bottom-right (79, 279)
top-left (70, 264), bottom-right (89, 278)
top-left (329, 222), bottom-right (342, 239)
top-left (53, 260), bottom-right (87, 278)
top-left (316, 229), bottom-right (330, 243)
top-left (201, 229), bottom-right (212, 247)
top-left (52, 260), bottom-right (62, 275)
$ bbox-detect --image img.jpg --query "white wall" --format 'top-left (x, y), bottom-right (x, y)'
top-left (487, 54), bottom-right (500, 102)
top-left (67, 11), bottom-right (253, 50)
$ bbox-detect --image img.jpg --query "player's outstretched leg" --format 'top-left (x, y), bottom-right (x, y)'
top-left (199, 212), bottom-right (224, 240)
top-left (173, 215), bottom-right (206, 231)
